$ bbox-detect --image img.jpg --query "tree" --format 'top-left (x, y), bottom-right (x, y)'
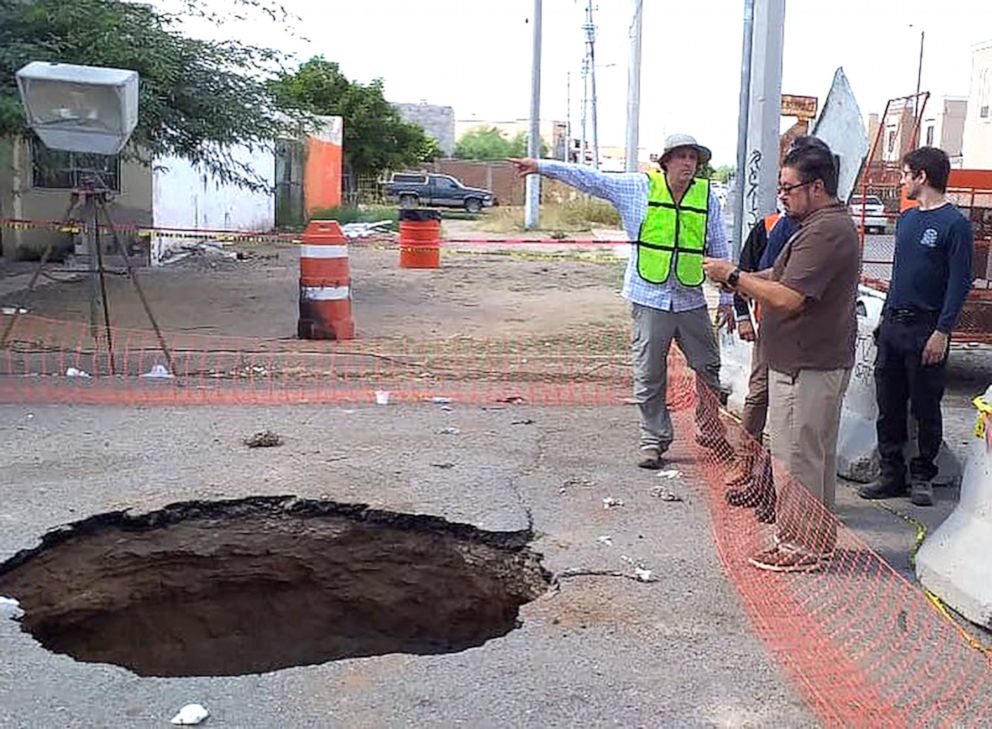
top-left (454, 126), bottom-right (549, 161)
top-left (454, 127), bottom-right (513, 160)
top-left (269, 56), bottom-right (441, 186)
top-left (712, 165), bottom-right (735, 184)
top-left (696, 161), bottom-right (715, 179)
top-left (0, 0), bottom-right (305, 191)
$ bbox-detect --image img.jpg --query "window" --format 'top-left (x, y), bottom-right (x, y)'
top-left (393, 173), bottom-right (426, 183)
top-left (925, 125), bottom-right (935, 146)
top-left (31, 138), bottom-right (120, 191)
top-left (981, 106), bottom-right (990, 120)
top-left (886, 129), bottom-right (897, 154)
top-left (432, 177), bottom-right (458, 190)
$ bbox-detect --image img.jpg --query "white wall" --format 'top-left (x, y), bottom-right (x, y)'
top-left (151, 144), bottom-right (274, 264)
top-left (963, 42), bottom-right (992, 169)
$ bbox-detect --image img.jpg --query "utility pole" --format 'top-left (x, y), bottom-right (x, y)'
top-left (525, 0), bottom-right (542, 230)
top-left (732, 0), bottom-right (755, 261)
top-left (624, 0), bottom-right (643, 172)
top-left (736, 0), bottom-right (785, 255)
top-left (583, 0), bottom-right (600, 169)
top-left (580, 56), bottom-right (589, 164)
top-left (914, 29), bottom-right (925, 135)
top-left (565, 70), bottom-right (571, 161)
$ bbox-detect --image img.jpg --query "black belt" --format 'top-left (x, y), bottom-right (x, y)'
top-left (884, 308), bottom-right (938, 324)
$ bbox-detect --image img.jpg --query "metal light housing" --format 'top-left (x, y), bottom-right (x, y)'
top-left (16, 61), bottom-right (139, 155)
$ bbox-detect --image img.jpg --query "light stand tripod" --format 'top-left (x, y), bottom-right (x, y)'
top-left (0, 171), bottom-right (175, 378)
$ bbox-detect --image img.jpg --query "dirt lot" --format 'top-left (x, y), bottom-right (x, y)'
top-left (2, 221), bottom-right (630, 343)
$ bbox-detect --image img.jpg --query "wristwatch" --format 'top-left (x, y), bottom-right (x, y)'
top-left (727, 268), bottom-right (741, 289)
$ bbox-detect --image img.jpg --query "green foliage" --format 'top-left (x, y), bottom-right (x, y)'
top-left (556, 196), bottom-right (620, 227)
top-left (0, 0), bottom-right (305, 191)
top-left (712, 165), bottom-right (735, 183)
top-left (269, 56), bottom-right (441, 183)
top-left (454, 126), bottom-right (548, 160)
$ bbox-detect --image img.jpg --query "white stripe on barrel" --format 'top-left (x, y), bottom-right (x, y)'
top-left (302, 285), bottom-right (351, 301)
top-left (300, 244), bottom-right (348, 259)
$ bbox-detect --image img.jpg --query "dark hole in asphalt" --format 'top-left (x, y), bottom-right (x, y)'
top-left (0, 496), bottom-right (550, 677)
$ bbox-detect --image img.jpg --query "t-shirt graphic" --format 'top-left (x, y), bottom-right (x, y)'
top-left (920, 228), bottom-right (938, 248)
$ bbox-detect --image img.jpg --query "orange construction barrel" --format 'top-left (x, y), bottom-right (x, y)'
top-left (399, 208), bottom-right (442, 269)
top-left (297, 220), bottom-right (355, 340)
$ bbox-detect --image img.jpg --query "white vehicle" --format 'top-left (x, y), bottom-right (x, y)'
top-left (849, 194), bottom-right (888, 234)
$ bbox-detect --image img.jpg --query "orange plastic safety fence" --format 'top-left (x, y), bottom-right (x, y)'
top-left (3, 314), bottom-right (992, 726)
top-left (680, 382), bottom-right (992, 728)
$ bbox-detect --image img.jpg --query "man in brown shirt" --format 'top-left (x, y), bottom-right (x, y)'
top-left (704, 141), bottom-right (859, 572)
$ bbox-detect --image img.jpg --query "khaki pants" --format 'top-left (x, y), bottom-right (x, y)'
top-left (768, 367), bottom-right (851, 554)
top-left (741, 335), bottom-right (769, 441)
top-left (631, 303), bottom-right (724, 451)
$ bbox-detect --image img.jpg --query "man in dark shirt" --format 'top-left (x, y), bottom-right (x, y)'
top-left (858, 147), bottom-right (974, 506)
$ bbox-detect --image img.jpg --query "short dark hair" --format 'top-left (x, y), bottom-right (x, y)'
top-left (902, 146), bottom-right (950, 193)
top-left (786, 135), bottom-right (830, 156)
top-left (782, 142), bottom-right (839, 197)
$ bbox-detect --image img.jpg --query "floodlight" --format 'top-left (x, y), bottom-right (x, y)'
top-left (16, 61), bottom-right (139, 155)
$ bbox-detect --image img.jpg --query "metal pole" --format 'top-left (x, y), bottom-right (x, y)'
top-left (590, 47), bottom-right (600, 169)
top-left (914, 30), bottom-right (925, 131)
top-left (732, 0), bottom-right (755, 261)
top-left (583, 0), bottom-right (600, 169)
top-left (525, 0), bottom-right (542, 230)
top-left (580, 58), bottom-right (588, 164)
top-left (624, 0), bottom-right (644, 172)
top-left (91, 196), bottom-right (116, 375)
top-left (566, 70), bottom-right (572, 161)
top-left (741, 0), bottom-right (785, 246)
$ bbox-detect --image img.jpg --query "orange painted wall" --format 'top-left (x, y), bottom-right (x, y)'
top-left (304, 117), bottom-right (343, 214)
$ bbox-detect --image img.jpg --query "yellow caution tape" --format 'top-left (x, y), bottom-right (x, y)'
top-left (874, 501), bottom-right (992, 658)
top-left (974, 396), bottom-right (991, 438)
top-left (924, 588), bottom-right (992, 657)
top-left (0, 217), bottom-right (299, 244)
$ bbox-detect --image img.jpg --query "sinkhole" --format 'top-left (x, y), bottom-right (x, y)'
top-left (0, 496), bottom-right (551, 677)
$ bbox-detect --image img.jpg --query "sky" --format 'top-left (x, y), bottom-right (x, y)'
top-left (168, 0), bottom-right (992, 166)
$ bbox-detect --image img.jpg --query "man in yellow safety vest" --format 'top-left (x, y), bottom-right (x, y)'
top-left (510, 133), bottom-right (736, 469)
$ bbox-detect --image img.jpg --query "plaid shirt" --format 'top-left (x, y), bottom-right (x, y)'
top-left (539, 160), bottom-right (732, 311)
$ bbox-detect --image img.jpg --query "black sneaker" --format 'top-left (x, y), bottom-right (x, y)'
top-left (857, 480), bottom-right (907, 500)
top-left (910, 479), bottom-right (934, 507)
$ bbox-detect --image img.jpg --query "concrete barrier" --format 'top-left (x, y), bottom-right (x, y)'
top-left (916, 385), bottom-right (992, 629)
top-left (836, 287), bottom-right (887, 481)
top-left (719, 285), bottom-right (961, 484)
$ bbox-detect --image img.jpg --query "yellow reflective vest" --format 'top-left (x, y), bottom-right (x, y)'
top-left (637, 172), bottom-right (710, 286)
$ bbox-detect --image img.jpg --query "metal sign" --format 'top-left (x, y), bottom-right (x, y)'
top-left (781, 94), bottom-right (818, 120)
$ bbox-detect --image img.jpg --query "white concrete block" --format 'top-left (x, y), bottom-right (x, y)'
top-left (916, 386), bottom-right (992, 629)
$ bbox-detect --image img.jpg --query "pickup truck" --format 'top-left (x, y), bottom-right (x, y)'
top-left (849, 194), bottom-right (888, 234)
top-left (383, 173), bottom-right (496, 213)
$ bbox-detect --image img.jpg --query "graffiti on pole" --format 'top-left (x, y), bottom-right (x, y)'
top-left (744, 148), bottom-right (762, 229)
